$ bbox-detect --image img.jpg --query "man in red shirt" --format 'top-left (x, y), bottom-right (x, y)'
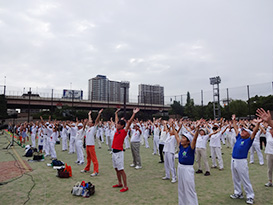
top-left (112, 107), bottom-right (140, 192)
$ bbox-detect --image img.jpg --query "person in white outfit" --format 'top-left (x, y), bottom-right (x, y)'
top-left (75, 121), bottom-right (86, 165)
top-left (49, 125), bottom-right (58, 160)
top-left (256, 108), bottom-right (273, 187)
top-left (162, 124), bottom-right (177, 183)
top-left (69, 123), bottom-right (77, 154)
top-left (31, 122), bottom-right (38, 148)
top-left (249, 123), bottom-right (264, 165)
top-left (60, 123), bottom-right (69, 151)
top-left (130, 124), bottom-right (142, 169)
top-left (143, 123), bottom-right (150, 148)
top-left (209, 125), bottom-right (224, 170)
top-left (153, 121), bottom-right (160, 155)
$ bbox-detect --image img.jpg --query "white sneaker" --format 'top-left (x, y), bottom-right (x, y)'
top-left (171, 179), bottom-right (176, 183)
top-left (230, 193), bottom-right (244, 199)
top-left (90, 172), bottom-right (99, 177)
top-left (81, 169), bottom-right (88, 173)
top-left (265, 182), bottom-right (273, 187)
top-left (162, 176), bottom-right (170, 180)
top-left (246, 198), bottom-right (254, 204)
top-left (130, 164), bottom-right (135, 167)
top-left (135, 165), bottom-right (142, 169)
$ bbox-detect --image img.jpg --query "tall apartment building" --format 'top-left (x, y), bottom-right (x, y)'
top-left (88, 75), bottom-right (129, 102)
top-left (138, 84), bottom-right (164, 105)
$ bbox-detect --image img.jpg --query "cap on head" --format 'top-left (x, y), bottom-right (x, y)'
top-left (182, 133), bottom-right (193, 143)
top-left (78, 123), bottom-right (83, 127)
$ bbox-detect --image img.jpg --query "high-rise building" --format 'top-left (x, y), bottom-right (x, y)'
top-left (88, 75), bottom-right (129, 102)
top-left (138, 84), bottom-right (164, 105)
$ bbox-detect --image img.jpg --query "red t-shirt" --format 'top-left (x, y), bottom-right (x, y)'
top-left (112, 129), bottom-right (127, 151)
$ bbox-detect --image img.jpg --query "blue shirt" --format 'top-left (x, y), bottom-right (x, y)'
top-left (232, 134), bottom-right (254, 159)
top-left (178, 144), bottom-right (195, 165)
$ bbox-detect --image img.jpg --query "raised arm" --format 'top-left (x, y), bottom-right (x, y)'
top-left (115, 109), bottom-right (121, 125)
top-left (88, 111), bottom-right (92, 123)
top-left (256, 108), bottom-right (273, 128)
top-left (125, 108), bottom-right (140, 132)
top-left (232, 114), bottom-right (239, 136)
top-left (191, 122), bottom-right (200, 150)
top-left (172, 123), bottom-right (181, 145)
top-left (251, 118), bottom-right (262, 140)
top-left (95, 109), bottom-right (103, 126)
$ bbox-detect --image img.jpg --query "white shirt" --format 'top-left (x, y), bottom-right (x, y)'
top-left (76, 128), bottom-right (85, 141)
top-left (131, 129), bottom-right (141, 142)
top-left (163, 133), bottom-right (177, 154)
top-left (86, 126), bottom-right (97, 146)
top-left (159, 130), bottom-right (167, 144)
top-left (196, 134), bottom-right (209, 149)
top-left (265, 130), bottom-right (273, 155)
top-left (209, 133), bottom-right (222, 147)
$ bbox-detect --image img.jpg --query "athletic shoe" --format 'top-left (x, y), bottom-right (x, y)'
top-left (204, 171), bottom-right (211, 176)
top-left (130, 164), bottom-right (135, 167)
top-left (246, 198), bottom-right (254, 204)
top-left (78, 161), bottom-right (84, 165)
top-left (162, 176), bottom-right (170, 180)
top-left (112, 184), bottom-right (123, 188)
top-left (81, 169), bottom-right (88, 173)
top-left (265, 182), bottom-right (273, 187)
top-left (211, 166), bottom-right (217, 169)
top-left (171, 179), bottom-right (176, 183)
top-left (158, 161), bottom-right (164, 163)
top-left (120, 187), bottom-right (128, 192)
top-left (75, 161), bottom-right (80, 164)
top-left (195, 169), bottom-right (203, 174)
top-left (230, 193), bottom-right (244, 199)
top-left (135, 165), bottom-right (142, 169)
top-left (90, 172), bottom-right (99, 177)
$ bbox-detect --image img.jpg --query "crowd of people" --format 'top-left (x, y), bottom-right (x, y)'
top-left (9, 108), bottom-right (273, 204)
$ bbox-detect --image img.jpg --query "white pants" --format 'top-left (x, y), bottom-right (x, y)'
top-left (69, 136), bottom-right (76, 153)
top-left (196, 148), bottom-right (210, 172)
top-left (140, 134), bottom-right (144, 146)
top-left (49, 141), bottom-right (57, 159)
top-left (226, 135), bottom-right (235, 148)
top-left (177, 163), bottom-right (198, 205)
top-left (153, 136), bottom-right (159, 154)
top-left (144, 135), bottom-right (150, 148)
top-left (96, 135), bottom-right (101, 148)
top-left (44, 137), bottom-right (50, 156)
top-left (210, 147), bottom-right (223, 169)
top-left (62, 136), bottom-right (68, 151)
top-left (164, 152), bottom-right (176, 180)
top-left (231, 158), bottom-right (254, 199)
top-left (250, 142), bottom-right (264, 165)
top-left (76, 140), bottom-right (84, 163)
top-left (31, 134), bottom-right (36, 148)
top-left (124, 135), bottom-right (130, 149)
top-left (105, 134), bottom-right (109, 145)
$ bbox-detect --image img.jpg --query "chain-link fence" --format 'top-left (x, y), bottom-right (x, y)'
top-left (1, 82), bottom-right (273, 106)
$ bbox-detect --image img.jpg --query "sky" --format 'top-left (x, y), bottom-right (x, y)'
top-left (0, 0), bottom-right (273, 104)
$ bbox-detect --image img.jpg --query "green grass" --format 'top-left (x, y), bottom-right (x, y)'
top-left (0, 132), bottom-right (272, 205)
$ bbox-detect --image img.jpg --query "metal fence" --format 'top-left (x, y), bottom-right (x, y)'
top-left (1, 82), bottom-right (273, 106)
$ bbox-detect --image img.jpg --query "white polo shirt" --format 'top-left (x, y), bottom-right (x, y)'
top-left (209, 133), bottom-right (222, 147)
top-left (163, 133), bottom-right (177, 154)
top-left (131, 129), bottom-right (141, 142)
top-left (86, 126), bottom-right (97, 146)
top-left (265, 130), bottom-right (273, 155)
top-left (196, 134), bottom-right (209, 149)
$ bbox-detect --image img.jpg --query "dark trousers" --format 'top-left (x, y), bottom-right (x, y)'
top-left (159, 144), bottom-right (164, 162)
top-left (260, 137), bottom-right (266, 150)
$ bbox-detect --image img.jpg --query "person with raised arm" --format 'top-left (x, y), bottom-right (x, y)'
top-left (173, 121), bottom-right (200, 205)
top-left (111, 108), bottom-right (140, 192)
top-left (229, 114), bottom-right (262, 205)
top-left (81, 109), bottom-right (103, 176)
top-left (256, 108), bottom-right (273, 187)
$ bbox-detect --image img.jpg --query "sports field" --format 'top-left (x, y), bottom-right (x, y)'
top-left (0, 131), bottom-right (272, 205)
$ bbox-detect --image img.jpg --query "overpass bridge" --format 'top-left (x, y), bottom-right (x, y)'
top-left (5, 95), bottom-right (170, 112)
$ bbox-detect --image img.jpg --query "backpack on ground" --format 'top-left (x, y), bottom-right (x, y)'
top-left (51, 159), bottom-right (64, 167)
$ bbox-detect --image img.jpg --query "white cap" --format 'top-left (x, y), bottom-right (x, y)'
top-left (71, 123), bottom-right (76, 126)
top-left (182, 133), bottom-right (193, 142)
top-left (78, 123), bottom-right (83, 127)
top-left (241, 127), bottom-right (252, 135)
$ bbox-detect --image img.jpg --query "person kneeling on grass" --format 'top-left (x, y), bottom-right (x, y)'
top-left (230, 114), bottom-right (262, 205)
top-left (111, 108), bottom-right (140, 192)
top-left (172, 120), bottom-right (200, 205)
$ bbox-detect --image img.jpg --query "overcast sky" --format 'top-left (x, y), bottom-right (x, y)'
top-left (0, 0), bottom-right (273, 103)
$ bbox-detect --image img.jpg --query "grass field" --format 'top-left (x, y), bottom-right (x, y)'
top-left (0, 131), bottom-right (272, 205)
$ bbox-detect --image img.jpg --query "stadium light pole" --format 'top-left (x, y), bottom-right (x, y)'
top-left (209, 76), bottom-right (221, 119)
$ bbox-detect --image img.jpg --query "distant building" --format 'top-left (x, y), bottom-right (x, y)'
top-left (138, 84), bottom-right (164, 105)
top-left (88, 75), bottom-right (129, 102)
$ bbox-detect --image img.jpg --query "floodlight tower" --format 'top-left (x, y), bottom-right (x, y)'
top-left (210, 76), bottom-right (221, 119)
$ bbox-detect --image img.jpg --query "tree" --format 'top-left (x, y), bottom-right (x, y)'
top-left (169, 101), bottom-right (184, 117)
top-left (184, 92), bottom-right (196, 119)
top-left (229, 100), bottom-right (248, 117)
